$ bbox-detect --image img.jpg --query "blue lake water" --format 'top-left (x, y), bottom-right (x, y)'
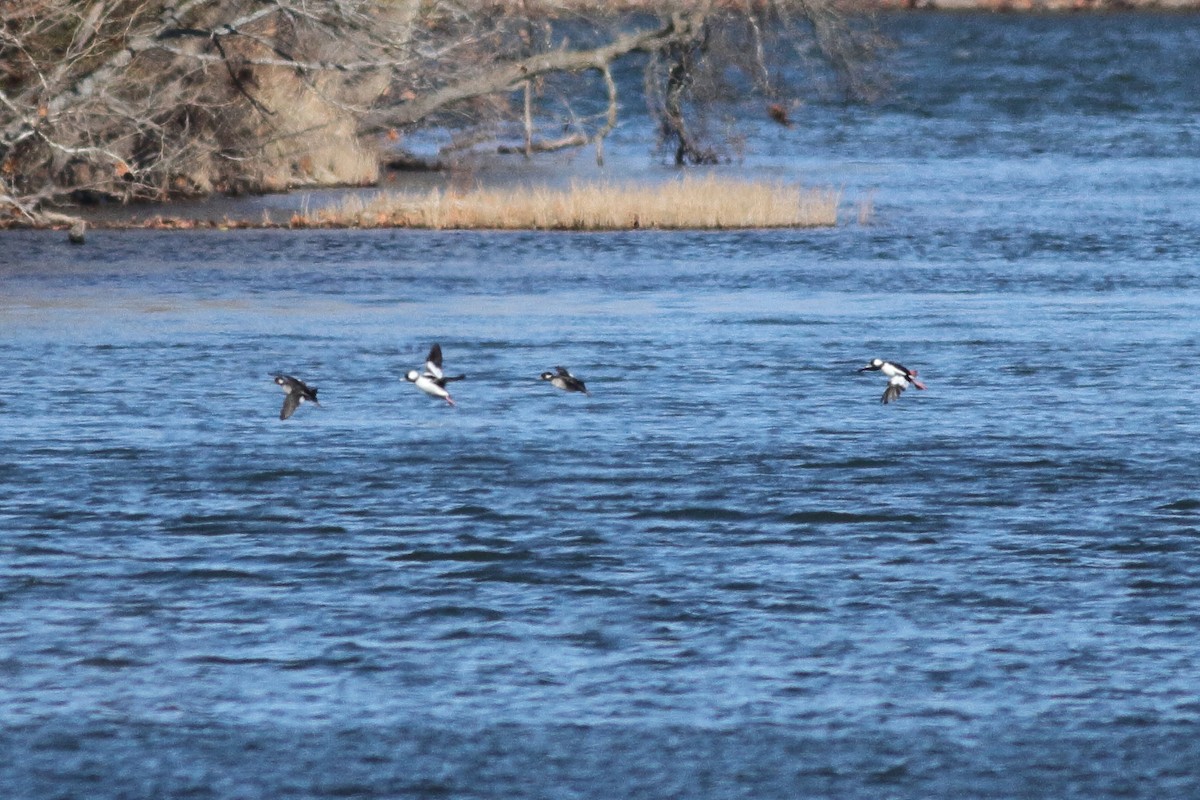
top-left (3, 12), bottom-right (1200, 799)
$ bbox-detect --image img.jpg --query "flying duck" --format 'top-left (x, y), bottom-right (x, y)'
top-left (858, 358), bottom-right (926, 404)
top-left (272, 374), bottom-right (320, 419)
top-left (540, 366), bottom-right (589, 395)
top-left (405, 343), bottom-right (465, 406)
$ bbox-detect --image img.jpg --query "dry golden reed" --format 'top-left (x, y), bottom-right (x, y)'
top-left (301, 176), bottom-right (840, 230)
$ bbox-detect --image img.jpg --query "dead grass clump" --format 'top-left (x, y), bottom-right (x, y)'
top-left (303, 176), bottom-right (840, 230)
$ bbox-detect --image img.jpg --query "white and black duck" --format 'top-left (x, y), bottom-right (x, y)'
top-left (540, 366), bottom-right (589, 395)
top-left (405, 343), bottom-right (465, 406)
top-left (858, 358), bottom-right (926, 404)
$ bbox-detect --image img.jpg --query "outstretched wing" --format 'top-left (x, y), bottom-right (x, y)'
top-left (280, 392), bottom-right (301, 420)
top-left (425, 343), bottom-right (444, 380)
top-left (881, 382), bottom-right (905, 405)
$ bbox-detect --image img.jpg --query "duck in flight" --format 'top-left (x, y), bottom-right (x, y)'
top-left (405, 343), bottom-right (465, 406)
top-left (540, 366), bottom-right (589, 395)
top-left (859, 358), bottom-right (926, 404)
top-left (272, 374), bottom-right (320, 419)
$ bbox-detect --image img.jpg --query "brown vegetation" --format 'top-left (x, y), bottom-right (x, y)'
top-left (296, 177), bottom-right (841, 230)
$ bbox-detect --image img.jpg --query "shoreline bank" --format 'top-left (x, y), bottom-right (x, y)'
top-left (868, 0), bottom-right (1200, 9)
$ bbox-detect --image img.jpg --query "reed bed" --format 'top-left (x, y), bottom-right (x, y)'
top-left (299, 176), bottom-right (840, 230)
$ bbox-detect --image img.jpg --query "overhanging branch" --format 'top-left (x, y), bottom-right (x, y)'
top-left (362, 13), bottom-right (702, 133)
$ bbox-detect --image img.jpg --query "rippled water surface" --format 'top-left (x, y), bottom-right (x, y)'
top-left (3, 13), bottom-right (1200, 800)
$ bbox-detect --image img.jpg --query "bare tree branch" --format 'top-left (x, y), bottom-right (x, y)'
top-left (364, 13), bottom-right (705, 132)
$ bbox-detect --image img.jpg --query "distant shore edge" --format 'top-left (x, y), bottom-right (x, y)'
top-left (866, 0), bottom-right (1199, 10)
top-left (518, 1), bottom-right (1200, 12)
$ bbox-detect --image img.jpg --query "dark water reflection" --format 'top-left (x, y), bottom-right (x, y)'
top-left (3, 12), bottom-right (1200, 800)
